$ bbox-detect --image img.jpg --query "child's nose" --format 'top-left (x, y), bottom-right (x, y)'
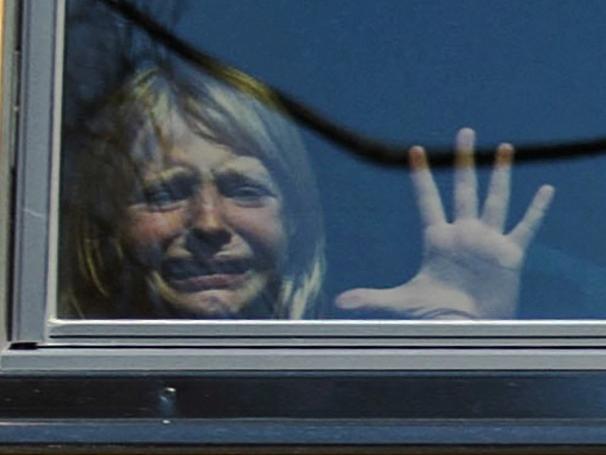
top-left (188, 185), bottom-right (231, 245)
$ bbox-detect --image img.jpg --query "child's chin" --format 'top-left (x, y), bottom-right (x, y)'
top-left (165, 289), bottom-right (249, 318)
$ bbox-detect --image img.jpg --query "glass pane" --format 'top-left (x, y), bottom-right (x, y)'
top-left (58, 0), bottom-right (606, 320)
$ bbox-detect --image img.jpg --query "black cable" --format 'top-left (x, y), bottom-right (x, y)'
top-left (100, 0), bottom-right (606, 167)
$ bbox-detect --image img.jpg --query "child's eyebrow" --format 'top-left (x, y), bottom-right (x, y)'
top-left (216, 157), bottom-right (274, 180)
top-left (142, 166), bottom-right (197, 187)
top-left (216, 167), bottom-right (271, 182)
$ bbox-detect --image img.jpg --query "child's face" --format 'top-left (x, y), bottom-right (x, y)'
top-left (123, 119), bottom-right (287, 318)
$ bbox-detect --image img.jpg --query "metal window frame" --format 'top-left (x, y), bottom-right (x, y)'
top-left (0, 0), bottom-right (17, 350)
top-left (8, 0), bottom-right (606, 372)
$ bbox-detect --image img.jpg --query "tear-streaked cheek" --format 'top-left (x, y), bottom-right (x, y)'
top-left (224, 201), bottom-right (286, 268)
top-left (124, 207), bottom-right (188, 248)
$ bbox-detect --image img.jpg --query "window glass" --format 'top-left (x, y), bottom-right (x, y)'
top-left (58, 0), bottom-right (606, 321)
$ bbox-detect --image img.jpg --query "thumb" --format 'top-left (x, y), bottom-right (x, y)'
top-left (335, 287), bottom-right (391, 310)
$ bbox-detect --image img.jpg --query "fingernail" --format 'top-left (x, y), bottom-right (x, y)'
top-left (497, 143), bottom-right (514, 165)
top-left (409, 146), bottom-right (428, 170)
top-left (456, 128), bottom-right (476, 151)
top-left (541, 184), bottom-right (555, 198)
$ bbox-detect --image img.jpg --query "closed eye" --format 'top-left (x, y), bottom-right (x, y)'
top-left (144, 186), bottom-right (187, 211)
top-left (134, 172), bottom-right (201, 211)
top-left (218, 174), bottom-right (277, 206)
top-left (226, 184), bottom-right (271, 200)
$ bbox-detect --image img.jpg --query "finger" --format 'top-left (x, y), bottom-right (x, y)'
top-left (335, 287), bottom-right (411, 315)
top-left (481, 143), bottom-right (514, 231)
top-left (335, 288), bottom-right (475, 319)
top-left (409, 145), bottom-right (446, 227)
top-left (454, 128), bottom-right (478, 219)
top-left (509, 185), bottom-right (555, 250)
top-left (335, 288), bottom-right (388, 311)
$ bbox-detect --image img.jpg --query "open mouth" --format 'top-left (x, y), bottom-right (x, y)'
top-left (161, 258), bottom-right (251, 292)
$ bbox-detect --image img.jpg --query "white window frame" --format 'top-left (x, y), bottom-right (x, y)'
top-left (6, 0), bottom-right (606, 372)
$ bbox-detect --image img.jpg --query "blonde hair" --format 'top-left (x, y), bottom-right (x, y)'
top-left (61, 66), bottom-right (325, 319)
